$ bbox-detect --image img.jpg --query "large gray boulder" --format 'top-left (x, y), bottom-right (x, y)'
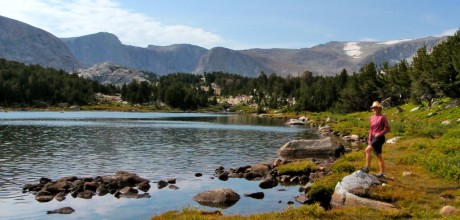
top-left (193, 188), bottom-right (240, 208)
top-left (277, 137), bottom-right (344, 159)
top-left (331, 170), bottom-right (396, 210)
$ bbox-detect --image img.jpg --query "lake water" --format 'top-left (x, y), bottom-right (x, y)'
top-left (0, 111), bottom-right (314, 220)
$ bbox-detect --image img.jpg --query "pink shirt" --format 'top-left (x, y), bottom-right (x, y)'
top-left (368, 114), bottom-right (390, 143)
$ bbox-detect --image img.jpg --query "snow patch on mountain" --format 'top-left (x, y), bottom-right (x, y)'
top-left (343, 42), bottom-right (362, 58)
top-left (378, 39), bottom-right (413, 45)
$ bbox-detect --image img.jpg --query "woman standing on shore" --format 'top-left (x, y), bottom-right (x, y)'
top-left (361, 101), bottom-right (390, 178)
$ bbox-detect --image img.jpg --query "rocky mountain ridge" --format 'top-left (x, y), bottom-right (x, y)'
top-left (0, 15), bottom-right (448, 84)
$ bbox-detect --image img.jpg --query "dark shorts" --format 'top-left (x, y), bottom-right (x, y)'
top-left (371, 135), bottom-right (385, 154)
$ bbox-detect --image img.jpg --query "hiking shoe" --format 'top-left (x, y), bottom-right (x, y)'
top-left (360, 167), bottom-right (369, 174)
top-left (374, 173), bottom-right (386, 178)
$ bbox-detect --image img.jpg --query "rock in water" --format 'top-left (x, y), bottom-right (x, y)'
top-left (47, 207), bottom-right (75, 214)
top-left (244, 192), bottom-right (264, 199)
top-left (193, 188), bottom-right (240, 208)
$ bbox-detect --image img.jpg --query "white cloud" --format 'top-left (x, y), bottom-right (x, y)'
top-left (437, 28), bottom-right (458, 37)
top-left (0, 0), bottom-right (224, 48)
top-left (378, 39), bottom-right (413, 45)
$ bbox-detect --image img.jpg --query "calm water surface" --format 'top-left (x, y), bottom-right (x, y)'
top-left (0, 111), bottom-right (314, 220)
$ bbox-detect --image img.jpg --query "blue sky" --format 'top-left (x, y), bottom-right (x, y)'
top-left (0, 0), bottom-right (458, 49)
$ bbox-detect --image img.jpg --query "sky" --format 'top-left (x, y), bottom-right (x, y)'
top-left (0, 0), bottom-right (459, 50)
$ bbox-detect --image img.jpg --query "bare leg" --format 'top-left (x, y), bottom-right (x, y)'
top-left (364, 145), bottom-right (374, 169)
top-left (376, 153), bottom-right (385, 174)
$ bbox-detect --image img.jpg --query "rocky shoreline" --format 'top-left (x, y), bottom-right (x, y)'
top-left (21, 115), bottom-right (382, 216)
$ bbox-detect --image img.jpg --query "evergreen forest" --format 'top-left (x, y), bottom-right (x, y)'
top-left (0, 30), bottom-right (459, 112)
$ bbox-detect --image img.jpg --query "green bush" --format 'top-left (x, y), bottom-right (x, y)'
top-left (405, 121), bottom-right (447, 138)
top-left (390, 121), bottom-right (406, 136)
top-left (420, 150), bottom-right (460, 181)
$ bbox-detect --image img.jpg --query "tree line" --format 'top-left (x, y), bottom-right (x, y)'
top-left (0, 59), bottom-right (117, 107)
top-left (1, 30), bottom-right (459, 112)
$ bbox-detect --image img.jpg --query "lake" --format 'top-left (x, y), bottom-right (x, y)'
top-left (0, 111), bottom-right (314, 220)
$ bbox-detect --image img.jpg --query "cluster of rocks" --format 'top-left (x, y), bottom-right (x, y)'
top-left (22, 171), bottom-right (151, 203)
top-left (214, 157), bottom-right (333, 188)
top-left (206, 155), bottom-right (336, 208)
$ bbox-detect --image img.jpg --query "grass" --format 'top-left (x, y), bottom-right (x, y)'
top-left (277, 160), bottom-right (319, 175)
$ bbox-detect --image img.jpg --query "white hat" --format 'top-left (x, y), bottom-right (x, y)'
top-left (370, 101), bottom-right (382, 109)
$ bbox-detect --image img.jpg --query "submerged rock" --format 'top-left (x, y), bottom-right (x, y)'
top-left (47, 207), bottom-right (75, 214)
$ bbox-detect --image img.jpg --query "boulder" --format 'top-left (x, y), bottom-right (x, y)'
top-left (331, 170), bottom-right (396, 210)
top-left (217, 171), bottom-right (229, 181)
top-left (386, 137), bottom-right (401, 144)
top-left (193, 188), bottom-right (240, 208)
top-left (440, 205), bottom-right (458, 216)
top-left (249, 164), bottom-right (271, 176)
top-left (157, 180), bottom-right (168, 189)
top-left (137, 181), bottom-right (151, 192)
top-left (277, 137), bottom-right (344, 159)
top-left (295, 194), bottom-right (311, 204)
top-left (96, 184), bottom-right (109, 196)
top-left (259, 179), bottom-right (278, 189)
top-left (243, 172), bottom-right (262, 180)
top-left (35, 191), bottom-right (55, 202)
top-left (166, 178), bottom-right (176, 184)
top-left (77, 190), bottom-right (93, 199)
top-left (55, 191), bottom-right (66, 201)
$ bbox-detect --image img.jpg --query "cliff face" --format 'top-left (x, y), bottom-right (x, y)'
top-left (62, 32), bottom-right (208, 74)
top-left (193, 47), bottom-right (275, 77)
top-left (0, 15), bottom-right (81, 72)
top-left (76, 62), bottom-right (151, 86)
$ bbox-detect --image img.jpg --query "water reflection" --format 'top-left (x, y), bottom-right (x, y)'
top-left (0, 112), bottom-right (313, 219)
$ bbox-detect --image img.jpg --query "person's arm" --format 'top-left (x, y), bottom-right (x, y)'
top-left (377, 116), bottom-right (390, 137)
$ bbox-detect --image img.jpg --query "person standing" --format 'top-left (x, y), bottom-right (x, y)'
top-left (361, 101), bottom-right (390, 178)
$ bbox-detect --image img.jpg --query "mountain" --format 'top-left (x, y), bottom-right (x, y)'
top-left (0, 15), bottom-right (448, 79)
top-left (0, 15), bottom-right (81, 71)
top-left (194, 37), bottom-right (446, 76)
top-left (61, 32), bottom-right (208, 74)
top-left (76, 62), bottom-right (151, 86)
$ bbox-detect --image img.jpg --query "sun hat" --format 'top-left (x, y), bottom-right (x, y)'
top-left (370, 101), bottom-right (382, 109)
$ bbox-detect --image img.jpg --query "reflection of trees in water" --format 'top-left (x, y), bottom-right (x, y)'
top-left (0, 114), bottom-right (311, 198)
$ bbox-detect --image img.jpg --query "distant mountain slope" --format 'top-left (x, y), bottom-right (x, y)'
top-left (193, 47), bottom-right (275, 77)
top-left (0, 15), bottom-right (81, 72)
top-left (193, 37), bottom-right (446, 76)
top-left (61, 32), bottom-right (208, 74)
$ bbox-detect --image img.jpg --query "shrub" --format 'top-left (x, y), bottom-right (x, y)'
top-left (405, 121), bottom-right (447, 138)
